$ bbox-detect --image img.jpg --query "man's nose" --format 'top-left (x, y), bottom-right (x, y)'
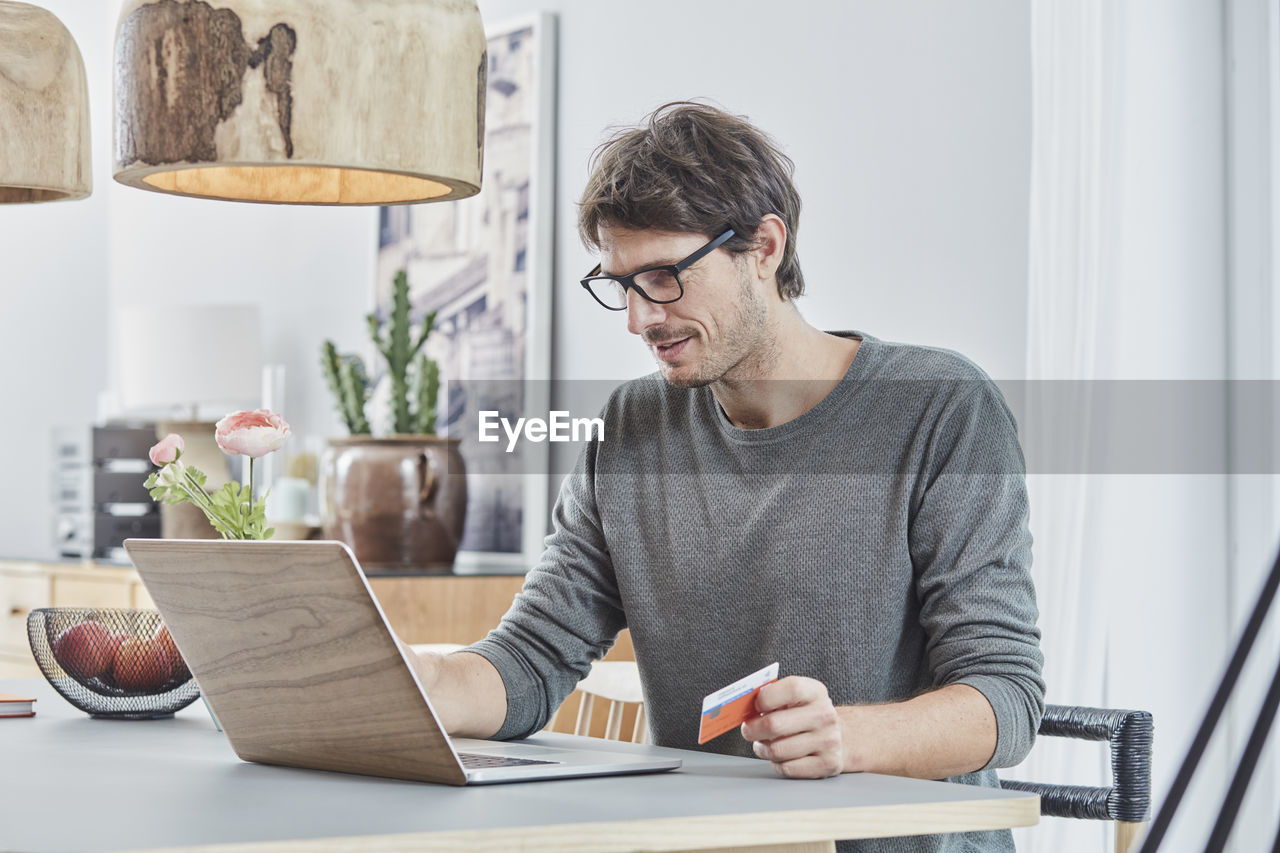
top-left (625, 288), bottom-right (666, 336)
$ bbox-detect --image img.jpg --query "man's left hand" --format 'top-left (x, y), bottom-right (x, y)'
top-left (740, 676), bottom-right (844, 778)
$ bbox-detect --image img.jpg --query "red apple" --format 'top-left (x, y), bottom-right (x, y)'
top-left (52, 621), bottom-right (113, 679)
top-left (99, 631), bottom-right (129, 684)
top-left (114, 637), bottom-right (173, 691)
top-left (152, 623), bottom-right (190, 680)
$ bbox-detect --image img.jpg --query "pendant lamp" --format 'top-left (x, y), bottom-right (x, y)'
top-left (112, 0), bottom-right (487, 205)
top-left (0, 1), bottom-right (92, 203)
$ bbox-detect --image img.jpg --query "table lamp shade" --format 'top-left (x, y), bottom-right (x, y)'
top-left (111, 0), bottom-right (487, 206)
top-left (0, 1), bottom-right (91, 203)
top-left (113, 305), bottom-right (262, 415)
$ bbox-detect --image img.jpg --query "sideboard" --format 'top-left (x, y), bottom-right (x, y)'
top-left (0, 558), bottom-right (635, 737)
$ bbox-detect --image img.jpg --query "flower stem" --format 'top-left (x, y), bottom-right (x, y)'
top-left (247, 458), bottom-right (255, 529)
top-left (178, 469), bottom-right (236, 537)
top-left (180, 470), bottom-right (218, 515)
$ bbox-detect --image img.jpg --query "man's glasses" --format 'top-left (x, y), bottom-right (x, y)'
top-left (580, 229), bottom-right (735, 311)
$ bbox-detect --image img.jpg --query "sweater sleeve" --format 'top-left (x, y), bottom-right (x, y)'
top-left (908, 379), bottom-right (1045, 770)
top-left (464, 436), bottom-right (627, 740)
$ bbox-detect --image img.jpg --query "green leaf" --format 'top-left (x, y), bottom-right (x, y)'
top-left (201, 482), bottom-right (250, 539)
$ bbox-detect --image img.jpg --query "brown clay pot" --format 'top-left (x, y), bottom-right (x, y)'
top-left (320, 436), bottom-right (467, 572)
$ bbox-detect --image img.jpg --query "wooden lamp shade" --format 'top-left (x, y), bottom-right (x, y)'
top-left (0, 2), bottom-right (92, 204)
top-left (112, 0), bottom-right (487, 205)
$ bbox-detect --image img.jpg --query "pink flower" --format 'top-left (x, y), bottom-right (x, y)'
top-left (214, 409), bottom-right (291, 459)
top-left (149, 434), bottom-right (184, 465)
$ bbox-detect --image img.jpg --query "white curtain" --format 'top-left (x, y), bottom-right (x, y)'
top-left (1014, 1), bottom-right (1124, 850)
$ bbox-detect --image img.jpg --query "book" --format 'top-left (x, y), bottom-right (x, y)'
top-left (0, 690), bottom-right (36, 718)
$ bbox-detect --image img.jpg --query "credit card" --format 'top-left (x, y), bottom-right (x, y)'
top-left (697, 662), bottom-right (779, 745)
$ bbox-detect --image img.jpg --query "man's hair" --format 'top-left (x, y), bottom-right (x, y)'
top-left (577, 101), bottom-right (804, 300)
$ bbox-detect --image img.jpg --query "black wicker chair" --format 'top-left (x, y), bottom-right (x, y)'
top-left (1001, 704), bottom-right (1153, 853)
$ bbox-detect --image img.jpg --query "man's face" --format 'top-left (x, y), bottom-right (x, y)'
top-left (597, 226), bottom-right (771, 388)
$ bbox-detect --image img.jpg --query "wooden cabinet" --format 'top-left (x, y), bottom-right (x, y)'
top-left (0, 561), bottom-right (635, 738)
top-left (0, 561), bottom-right (154, 678)
top-left (368, 575), bottom-right (633, 653)
top-left (366, 575), bottom-right (526, 645)
top-left (0, 563), bottom-right (52, 678)
top-left (50, 564), bottom-right (155, 611)
top-left (1, 561), bottom-right (541, 677)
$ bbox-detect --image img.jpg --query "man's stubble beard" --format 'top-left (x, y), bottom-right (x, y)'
top-left (659, 271), bottom-right (775, 389)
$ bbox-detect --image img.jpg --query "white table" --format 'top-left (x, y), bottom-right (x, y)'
top-left (0, 679), bottom-right (1038, 852)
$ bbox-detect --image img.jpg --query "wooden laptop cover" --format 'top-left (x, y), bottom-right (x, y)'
top-left (123, 539), bottom-right (467, 785)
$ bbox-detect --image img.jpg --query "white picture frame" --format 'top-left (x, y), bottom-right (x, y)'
top-left (374, 13), bottom-right (557, 572)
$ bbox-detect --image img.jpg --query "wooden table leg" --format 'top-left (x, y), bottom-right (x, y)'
top-left (1116, 820), bottom-right (1148, 853)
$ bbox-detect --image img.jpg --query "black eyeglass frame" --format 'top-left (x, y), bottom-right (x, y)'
top-left (580, 228), bottom-right (736, 311)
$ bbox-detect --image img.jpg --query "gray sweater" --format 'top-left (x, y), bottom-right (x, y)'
top-left (469, 331), bottom-right (1044, 852)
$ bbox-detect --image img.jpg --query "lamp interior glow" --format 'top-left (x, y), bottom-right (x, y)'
top-left (131, 165), bottom-right (461, 206)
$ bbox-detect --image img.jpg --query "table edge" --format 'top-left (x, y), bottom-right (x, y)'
top-left (130, 795), bottom-right (1041, 852)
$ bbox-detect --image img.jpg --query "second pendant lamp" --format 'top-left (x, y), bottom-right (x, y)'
top-left (0, 1), bottom-right (91, 203)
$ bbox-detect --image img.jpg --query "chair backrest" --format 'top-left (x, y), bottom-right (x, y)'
top-left (571, 660), bottom-right (647, 743)
top-left (1000, 704), bottom-right (1154, 853)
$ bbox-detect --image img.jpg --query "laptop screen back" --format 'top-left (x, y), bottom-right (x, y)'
top-left (124, 538), bottom-right (467, 785)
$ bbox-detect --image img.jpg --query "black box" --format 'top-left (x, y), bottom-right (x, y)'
top-left (53, 423), bottom-right (160, 562)
top-left (91, 425), bottom-right (160, 465)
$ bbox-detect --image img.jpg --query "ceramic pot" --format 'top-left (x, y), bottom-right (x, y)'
top-left (320, 436), bottom-right (467, 572)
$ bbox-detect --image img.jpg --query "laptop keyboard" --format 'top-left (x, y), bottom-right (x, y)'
top-left (458, 752), bottom-right (561, 769)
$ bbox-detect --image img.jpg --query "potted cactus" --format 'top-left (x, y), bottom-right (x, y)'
top-left (319, 270), bottom-right (466, 572)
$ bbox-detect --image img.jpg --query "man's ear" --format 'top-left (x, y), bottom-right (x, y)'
top-left (751, 214), bottom-right (787, 282)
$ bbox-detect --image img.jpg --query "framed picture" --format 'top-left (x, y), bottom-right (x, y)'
top-left (374, 13), bottom-right (556, 571)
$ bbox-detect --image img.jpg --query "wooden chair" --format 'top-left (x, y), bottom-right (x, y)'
top-left (1000, 704), bottom-right (1153, 853)
top-left (568, 660), bottom-right (648, 743)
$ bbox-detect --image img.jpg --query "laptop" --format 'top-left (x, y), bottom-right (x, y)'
top-left (122, 538), bottom-right (681, 785)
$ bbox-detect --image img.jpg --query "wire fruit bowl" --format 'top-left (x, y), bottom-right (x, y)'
top-left (27, 607), bottom-right (200, 719)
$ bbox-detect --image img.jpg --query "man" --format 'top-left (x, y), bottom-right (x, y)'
top-left (405, 102), bottom-right (1043, 852)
